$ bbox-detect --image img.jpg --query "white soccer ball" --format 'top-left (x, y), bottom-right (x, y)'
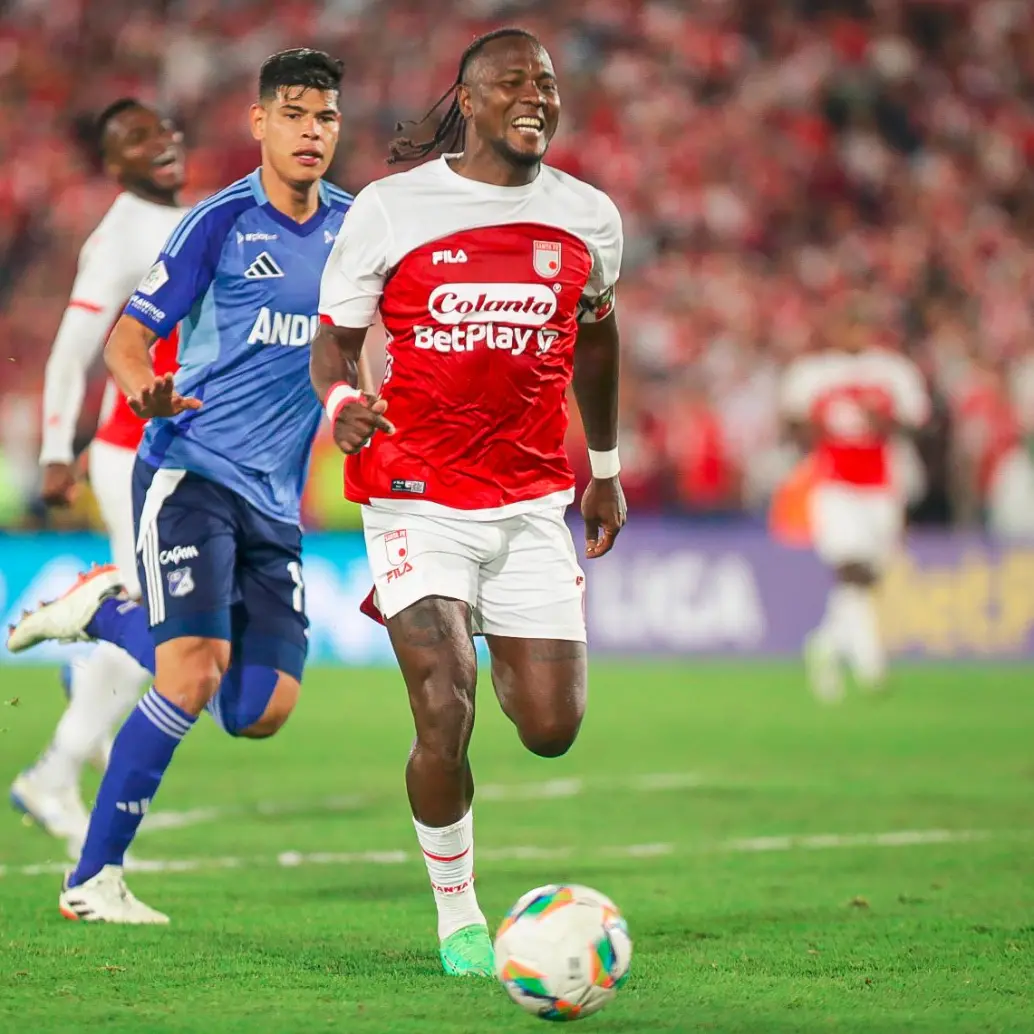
top-left (494, 883), bottom-right (632, 1022)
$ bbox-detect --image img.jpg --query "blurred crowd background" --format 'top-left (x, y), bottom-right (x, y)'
top-left (3, 0), bottom-right (1034, 534)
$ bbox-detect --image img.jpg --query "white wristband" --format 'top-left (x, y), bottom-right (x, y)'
top-left (588, 448), bottom-right (621, 479)
top-left (325, 382), bottom-right (363, 424)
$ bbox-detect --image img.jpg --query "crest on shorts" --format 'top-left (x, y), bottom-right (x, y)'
top-left (385, 530), bottom-right (409, 567)
top-left (533, 240), bottom-right (562, 278)
top-left (167, 567), bottom-right (195, 598)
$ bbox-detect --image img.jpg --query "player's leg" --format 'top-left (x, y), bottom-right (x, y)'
top-left (11, 444), bottom-right (147, 847)
top-left (835, 492), bottom-right (900, 691)
top-left (206, 510), bottom-right (309, 740)
top-left (478, 508), bottom-right (588, 756)
top-left (364, 506), bottom-right (491, 975)
top-left (804, 484), bottom-right (894, 699)
top-left (60, 463), bottom-right (237, 923)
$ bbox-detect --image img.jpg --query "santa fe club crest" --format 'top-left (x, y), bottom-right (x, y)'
top-left (385, 529), bottom-right (409, 566)
top-left (533, 240), bottom-right (562, 278)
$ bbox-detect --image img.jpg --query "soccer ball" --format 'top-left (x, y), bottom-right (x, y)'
top-left (494, 883), bottom-right (632, 1022)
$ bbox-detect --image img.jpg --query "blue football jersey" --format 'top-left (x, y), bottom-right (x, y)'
top-left (125, 169), bottom-right (353, 524)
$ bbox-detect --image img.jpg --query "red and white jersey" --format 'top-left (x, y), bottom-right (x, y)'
top-left (39, 192), bottom-right (186, 464)
top-left (781, 348), bottom-right (929, 488)
top-left (319, 156), bottom-right (623, 518)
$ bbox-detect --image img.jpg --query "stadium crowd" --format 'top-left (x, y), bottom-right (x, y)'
top-left (2, 0), bottom-right (1034, 532)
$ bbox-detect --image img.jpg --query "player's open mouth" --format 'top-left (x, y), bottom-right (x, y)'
top-left (152, 148), bottom-right (180, 168)
top-left (511, 115), bottom-right (545, 136)
top-left (293, 149), bottom-right (323, 166)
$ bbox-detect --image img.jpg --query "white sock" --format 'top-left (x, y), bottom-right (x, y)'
top-left (413, 809), bottom-right (486, 940)
top-left (32, 643), bottom-right (150, 791)
top-left (837, 584), bottom-right (885, 687)
top-left (817, 583), bottom-right (853, 657)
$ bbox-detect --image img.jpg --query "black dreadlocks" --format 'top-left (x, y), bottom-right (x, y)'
top-left (387, 27), bottom-right (540, 165)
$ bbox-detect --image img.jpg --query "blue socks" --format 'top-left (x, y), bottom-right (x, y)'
top-left (87, 598), bottom-right (155, 674)
top-left (70, 688), bottom-right (195, 886)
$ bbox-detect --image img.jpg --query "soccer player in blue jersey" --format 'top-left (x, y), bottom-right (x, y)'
top-left (7, 47), bottom-right (388, 923)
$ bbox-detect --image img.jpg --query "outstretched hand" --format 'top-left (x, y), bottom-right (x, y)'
top-left (581, 476), bottom-right (627, 559)
top-left (128, 373), bottom-right (202, 419)
top-left (333, 394), bottom-right (396, 454)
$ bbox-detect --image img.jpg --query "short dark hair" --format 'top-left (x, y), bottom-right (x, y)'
top-left (388, 28), bottom-right (541, 165)
top-left (95, 97), bottom-right (143, 157)
top-left (258, 48), bottom-right (343, 102)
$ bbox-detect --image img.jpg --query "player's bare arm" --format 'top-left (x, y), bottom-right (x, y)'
top-left (309, 322), bottom-right (394, 454)
top-left (573, 310), bottom-right (626, 559)
top-left (104, 314), bottom-right (201, 419)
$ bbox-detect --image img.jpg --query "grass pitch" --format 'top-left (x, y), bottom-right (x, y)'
top-left (0, 662), bottom-right (1031, 1033)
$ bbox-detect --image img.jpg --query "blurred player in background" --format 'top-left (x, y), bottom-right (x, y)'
top-left (313, 28), bottom-right (625, 976)
top-left (781, 302), bottom-right (929, 703)
top-left (9, 48), bottom-right (360, 923)
top-left (12, 101), bottom-right (188, 850)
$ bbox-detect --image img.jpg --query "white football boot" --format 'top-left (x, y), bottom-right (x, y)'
top-left (7, 564), bottom-right (125, 653)
top-left (59, 865), bottom-right (169, 924)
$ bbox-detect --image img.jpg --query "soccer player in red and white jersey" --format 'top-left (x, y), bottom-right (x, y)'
top-left (13, 100), bottom-right (188, 849)
top-left (312, 28), bottom-right (625, 976)
top-left (781, 302), bottom-right (929, 703)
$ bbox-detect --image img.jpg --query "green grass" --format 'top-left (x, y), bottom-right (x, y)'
top-left (1, 662), bottom-right (1032, 1033)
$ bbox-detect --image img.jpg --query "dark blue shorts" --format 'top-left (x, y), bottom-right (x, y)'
top-left (132, 458), bottom-right (308, 680)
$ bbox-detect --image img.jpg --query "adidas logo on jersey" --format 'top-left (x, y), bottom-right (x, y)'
top-left (243, 252), bottom-right (285, 279)
top-left (247, 307), bottom-right (320, 347)
top-left (325, 230), bottom-right (336, 244)
top-left (432, 249), bottom-right (468, 265)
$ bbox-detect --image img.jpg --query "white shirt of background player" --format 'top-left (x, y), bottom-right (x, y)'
top-left (38, 193), bottom-right (186, 472)
top-left (780, 348), bottom-right (929, 487)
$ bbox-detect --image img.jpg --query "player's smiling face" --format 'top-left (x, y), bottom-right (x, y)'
top-left (107, 107), bottom-right (185, 196)
top-left (463, 38), bottom-right (560, 167)
top-left (252, 86), bottom-right (341, 186)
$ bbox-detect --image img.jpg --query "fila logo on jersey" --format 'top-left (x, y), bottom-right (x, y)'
top-left (243, 251), bottom-right (285, 279)
top-left (432, 249), bottom-right (468, 265)
top-left (533, 240), bottom-right (562, 277)
top-left (247, 307), bottom-right (320, 347)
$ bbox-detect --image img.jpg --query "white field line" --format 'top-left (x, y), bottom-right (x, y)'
top-left (137, 773), bottom-right (707, 836)
top-left (0, 828), bottom-right (1007, 880)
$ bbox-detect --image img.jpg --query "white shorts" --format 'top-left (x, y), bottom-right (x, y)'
top-left (362, 505), bottom-right (587, 642)
top-left (809, 482), bottom-right (902, 571)
top-left (89, 439), bottom-right (141, 596)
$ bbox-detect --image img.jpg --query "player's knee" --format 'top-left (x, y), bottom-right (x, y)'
top-left (837, 562), bottom-right (876, 586)
top-left (519, 708), bottom-right (583, 758)
top-left (155, 638), bottom-right (230, 715)
top-left (237, 675), bottom-right (299, 740)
